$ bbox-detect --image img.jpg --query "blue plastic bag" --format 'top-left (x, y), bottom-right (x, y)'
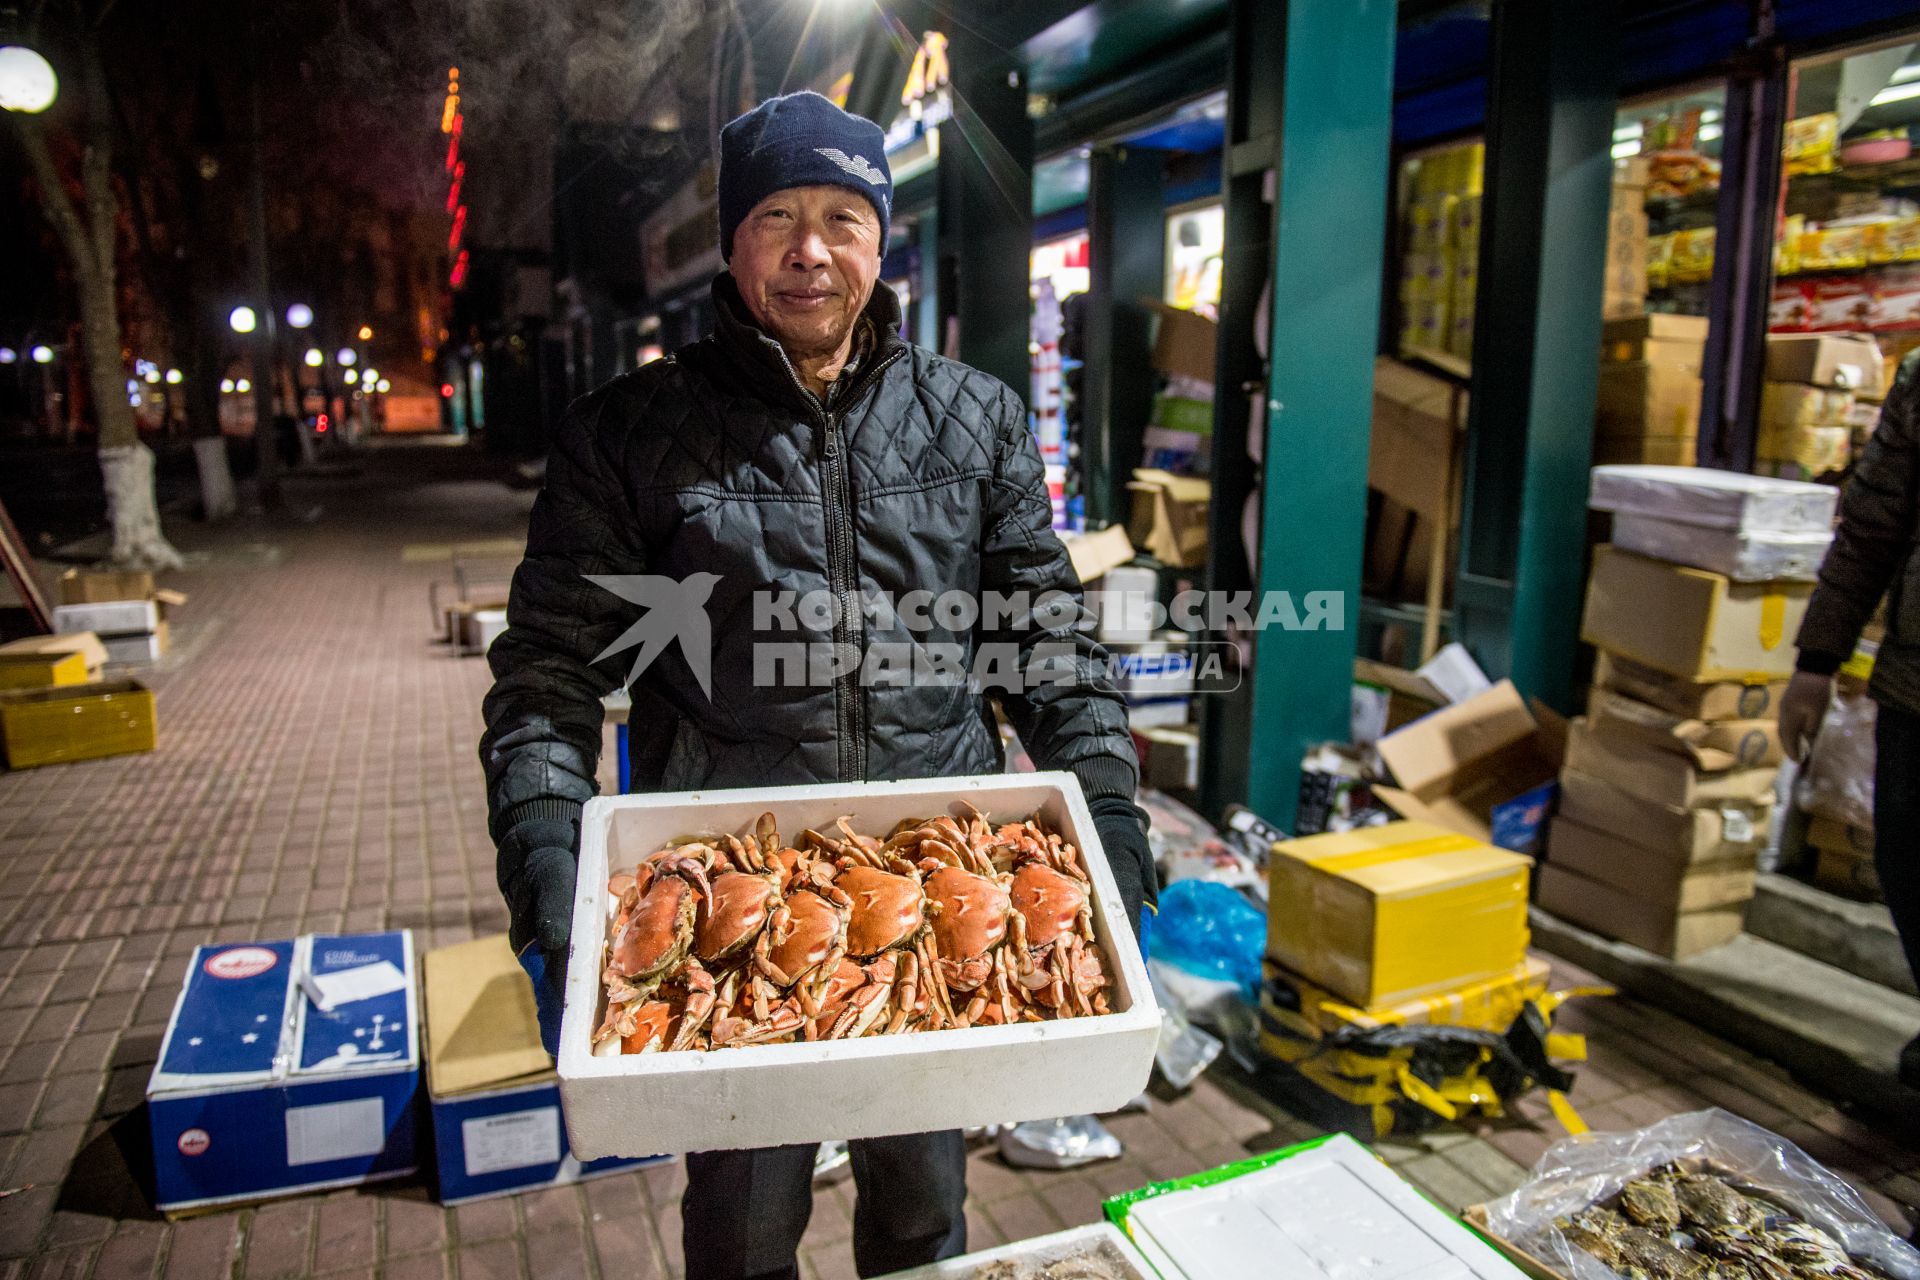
top-left (1146, 879), bottom-right (1266, 1000)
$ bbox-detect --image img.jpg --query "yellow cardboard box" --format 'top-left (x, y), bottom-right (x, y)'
top-left (1267, 820), bottom-right (1532, 1009)
top-left (1580, 546), bottom-right (1810, 681)
top-left (0, 678), bottom-right (156, 768)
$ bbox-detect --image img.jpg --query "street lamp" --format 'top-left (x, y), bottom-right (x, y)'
top-left (166, 368), bottom-right (183, 384)
top-left (376, 378), bottom-right (392, 393)
top-left (0, 348), bottom-right (14, 364)
top-left (286, 304), bottom-right (313, 330)
top-left (236, 378), bottom-right (252, 393)
top-left (335, 348), bottom-right (357, 366)
top-left (0, 46), bottom-right (58, 114)
top-left (343, 369), bottom-right (358, 384)
top-left (30, 345), bottom-right (53, 364)
top-left (303, 348), bottom-right (322, 367)
top-left (357, 325), bottom-right (373, 341)
top-left (221, 378), bottom-right (236, 393)
top-left (229, 306), bottom-right (257, 334)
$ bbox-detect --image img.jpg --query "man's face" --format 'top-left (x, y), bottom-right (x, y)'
top-left (730, 184), bottom-right (883, 360)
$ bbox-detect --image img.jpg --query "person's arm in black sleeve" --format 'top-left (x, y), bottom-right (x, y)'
top-left (479, 388), bottom-right (645, 1044)
top-left (1783, 353), bottom-right (1920, 756)
top-left (976, 380), bottom-right (1157, 938)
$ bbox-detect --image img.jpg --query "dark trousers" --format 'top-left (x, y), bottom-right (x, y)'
top-left (681, 1131), bottom-right (968, 1280)
top-left (1877, 701), bottom-right (1920, 996)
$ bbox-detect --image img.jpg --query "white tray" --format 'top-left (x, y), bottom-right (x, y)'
top-left (878, 1222), bottom-right (1156, 1280)
top-left (557, 772), bottom-right (1160, 1160)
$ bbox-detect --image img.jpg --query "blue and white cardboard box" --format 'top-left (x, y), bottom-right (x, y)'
top-left (424, 935), bottom-right (664, 1204)
top-left (147, 932), bottom-right (422, 1213)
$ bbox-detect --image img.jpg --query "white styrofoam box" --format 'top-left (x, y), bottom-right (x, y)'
top-left (54, 599), bottom-right (159, 638)
top-left (1124, 1133), bottom-right (1529, 1280)
top-left (1588, 464), bottom-right (1838, 534)
top-left (470, 608), bottom-right (508, 655)
top-left (1093, 566), bottom-right (1160, 644)
top-left (878, 1223), bottom-right (1155, 1279)
top-left (1611, 512), bottom-right (1833, 582)
top-left (102, 631), bottom-right (165, 665)
top-left (557, 773), bottom-right (1160, 1161)
top-left (1127, 699), bottom-right (1192, 730)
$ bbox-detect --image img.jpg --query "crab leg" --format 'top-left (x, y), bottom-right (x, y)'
top-left (669, 963), bottom-right (718, 1050)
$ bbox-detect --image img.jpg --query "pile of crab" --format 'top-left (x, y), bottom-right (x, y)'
top-left (591, 806), bottom-right (1114, 1054)
top-left (1558, 1163), bottom-right (1894, 1279)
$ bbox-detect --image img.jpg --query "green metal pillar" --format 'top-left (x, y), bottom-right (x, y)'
top-left (1198, 0), bottom-right (1396, 831)
top-left (936, 36), bottom-right (1034, 394)
top-left (1453, 0), bottom-right (1618, 712)
top-left (1083, 145), bottom-right (1163, 529)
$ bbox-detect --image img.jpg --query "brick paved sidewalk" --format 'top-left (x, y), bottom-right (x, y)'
top-left (0, 445), bottom-right (1913, 1278)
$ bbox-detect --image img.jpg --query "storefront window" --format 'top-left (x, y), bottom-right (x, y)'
top-left (1610, 87), bottom-right (1726, 319)
top-left (1763, 39), bottom-right (1920, 480)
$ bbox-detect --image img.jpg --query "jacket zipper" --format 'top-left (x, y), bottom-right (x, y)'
top-left (766, 338), bottom-right (905, 782)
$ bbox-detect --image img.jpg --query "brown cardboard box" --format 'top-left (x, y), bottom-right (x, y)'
top-left (1065, 525), bottom-right (1135, 585)
top-left (1370, 357), bottom-right (1465, 521)
top-left (57, 568), bottom-right (187, 612)
top-left (1148, 302), bottom-right (1217, 383)
top-left (424, 935), bottom-right (554, 1099)
top-left (1557, 767), bottom-right (1769, 864)
top-left (1595, 362), bottom-right (1703, 438)
top-left (1593, 435), bottom-right (1696, 466)
top-left (1581, 546), bottom-right (1810, 680)
top-left (1756, 422), bottom-right (1850, 475)
top-left (1127, 470), bottom-right (1210, 568)
top-left (1373, 680), bottom-right (1565, 848)
top-left (1352, 659), bottom-right (1447, 733)
top-left (1813, 846), bottom-right (1882, 901)
top-left (0, 678), bottom-right (156, 768)
top-left (1594, 651), bottom-right (1787, 721)
top-left (1546, 816), bottom-right (1757, 909)
top-left (1600, 314), bottom-right (1708, 363)
top-left (1759, 382), bottom-right (1854, 433)
top-left (1564, 717), bottom-right (1777, 811)
top-left (1585, 686), bottom-right (1783, 770)
top-left (1806, 814), bottom-right (1872, 857)
top-left (1536, 862), bottom-right (1746, 959)
top-left (1764, 332), bottom-right (1886, 395)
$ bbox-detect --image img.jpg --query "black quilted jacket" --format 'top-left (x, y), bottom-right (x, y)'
top-left (480, 275), bottom-right (1146, 890)
top-left (1797, 348), bottom-right (1920, 715)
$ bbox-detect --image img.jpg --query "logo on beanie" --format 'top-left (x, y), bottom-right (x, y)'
top-left (817, 147), bottom-right (887, 188)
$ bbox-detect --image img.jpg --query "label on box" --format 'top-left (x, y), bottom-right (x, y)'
top-left (159, 941), bottom-right (295, 1081)
top-left (1721, 808), bottom-right (1755, 845)
top-left (303, 961), bottom-right (408, 1012)
top-left (462, 1106), bottom-right (563, 1177)
top-left (286, 1097), bottom-right (386, 1166)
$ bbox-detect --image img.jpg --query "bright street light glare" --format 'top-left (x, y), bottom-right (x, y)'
top-left (336, 348), bottom-right (357, 366)
top-left (304, 348), bottom-right (323, 367)
top-left (143, 370), bottom-right (160, 383)
top-left (343, 369), bottom-right (358, 384)
top-left (220, 378), bottom-right (236, 393)
top-left (357, 325), bottom-right (373, 341)
top-left (236, 378), bottom-right (252, 393)
top-left (0, 46), bottom-right (59, 114)
top-left (229, 306), bottom-right (258, 334)
top-left (286, 304), bottom-right (314, 329)
top-left (376, 378), bottom-right (392, 393)
top-left (0, 349), bottom-right (14, 364)
top-left (166, 368), bottom-right (183, 384)
top-left (30, 345), bottom-right (53, 363)
top-left (362, 367), bottom-right (379, 383)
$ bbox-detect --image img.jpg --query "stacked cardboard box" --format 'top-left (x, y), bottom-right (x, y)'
top-left (1397, 140), bottom-right (1482, 359)
top-left (1757, 333), bottom-right (1885, 479)
top-left (1595, 315), bottom-right (1707, 467)
top-left (0, 632), bottom-right (107, 690)
top-left (1605, 157), bottom-right (1651, 319)
top-left (52, 569), bottom-right (186, 664)
top-left (1544, 469), bottom-right (1832, 958)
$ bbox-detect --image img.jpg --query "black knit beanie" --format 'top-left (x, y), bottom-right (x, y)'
top-left (717, 91), bottom-right (892, 261)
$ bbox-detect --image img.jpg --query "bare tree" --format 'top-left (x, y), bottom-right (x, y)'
top-left (10, 0), bottom-right (183, 568)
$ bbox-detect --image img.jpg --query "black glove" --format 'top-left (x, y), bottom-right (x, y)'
top-left (1091, 800), bottom-right (1158, 944)
top-left (498, 815), bottom-right (578, 1055)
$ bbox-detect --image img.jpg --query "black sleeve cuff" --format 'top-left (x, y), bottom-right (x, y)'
top-left (1795, 650), bottom-right (1845, 676)
top-left (1071, 755), bottom-right (1138, 806)
top-left (495, 796), bottom-right (585, 843)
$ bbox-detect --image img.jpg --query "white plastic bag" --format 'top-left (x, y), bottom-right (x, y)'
top-left (1480, 1108), bottom-right (1920, 1280)
top-left (1800, 686), bottom-right (1878, 831)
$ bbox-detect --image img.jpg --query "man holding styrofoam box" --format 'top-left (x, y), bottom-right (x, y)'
top-left (480, 92), bottom-right (1156, 1280)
